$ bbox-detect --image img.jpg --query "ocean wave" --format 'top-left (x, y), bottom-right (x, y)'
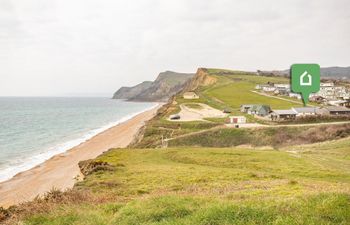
top-left (0, 103), bottom-right (158, 183)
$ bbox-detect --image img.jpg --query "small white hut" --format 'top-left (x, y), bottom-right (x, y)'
top-left (183, 92), bottom-right (199, 99)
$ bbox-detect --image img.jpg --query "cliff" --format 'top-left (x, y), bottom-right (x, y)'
top-left (113, 71), bottom-right (194, 102)
top-left (113, 81), bottom-right (153, 99)
top-left (184, 68), bottom-right (217, 92)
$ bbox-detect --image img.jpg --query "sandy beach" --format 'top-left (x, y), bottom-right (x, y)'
top-left (0, 105), bottom-right (160, 208)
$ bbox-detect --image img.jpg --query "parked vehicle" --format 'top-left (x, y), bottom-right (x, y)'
top-left (169, 114), bottom-right (181, 120)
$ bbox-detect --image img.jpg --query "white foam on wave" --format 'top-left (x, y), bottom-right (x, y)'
top-left (0, 103), bottom-right (158, 183)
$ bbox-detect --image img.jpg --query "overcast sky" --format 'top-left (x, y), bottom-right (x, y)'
top-left (0, 0), bottom-right (349, 96)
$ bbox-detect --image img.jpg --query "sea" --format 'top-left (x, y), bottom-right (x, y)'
top-left (0, 97), bottom-right (157, 183)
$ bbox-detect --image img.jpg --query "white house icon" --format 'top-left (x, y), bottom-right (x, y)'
top-left (300, 71), bottom-right (312, 86)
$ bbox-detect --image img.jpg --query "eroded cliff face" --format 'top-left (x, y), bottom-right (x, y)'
top-left (113, 68), bottom-right (218, 102)
top-left (113, 71), bottom-right (194, 102)
top-left (184, 68), bottom-right (217, 92)
top-left (113, 81), bottom-right (153, 99)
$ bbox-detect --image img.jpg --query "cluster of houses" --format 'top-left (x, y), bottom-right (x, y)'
top-left (240, 104), bottom-right (350, 121)
top-left (255, 82), bottom-right (350, 107)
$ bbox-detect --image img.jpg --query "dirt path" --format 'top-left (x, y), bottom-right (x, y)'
top-left (164, 125), bottom-right (224, 142)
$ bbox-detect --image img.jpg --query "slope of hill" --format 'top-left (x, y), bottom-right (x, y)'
top-left (113, 71), bottom-right (195, 102)
top-left (320, 66), bottom-right (350, 79)
top-left (112, 81), bottom-right (153, 99)
top-left (5, 138), bottom-right (349, 224)
top-left (2, 68), bottom-right (350, 225)
top-left (265, 66), bottom-right (350, 80)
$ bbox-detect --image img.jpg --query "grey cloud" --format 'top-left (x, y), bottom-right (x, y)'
top-left (0, 0), bottom-right (349, 96)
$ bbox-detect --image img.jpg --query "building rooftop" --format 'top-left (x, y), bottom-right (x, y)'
top-left (325, 106), bottom-right (350, 112)
top-left (250, 105), bottom-right (271, 111)
top-left (292, 107), bottom-right (317, 114)
top-left (229, 116), bottom-right (246, 118)
top-left (272, 110), bottom-right (297, 115)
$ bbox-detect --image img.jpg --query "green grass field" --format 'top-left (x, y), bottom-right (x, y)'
top-left (202, 74), bottom-right (302, 110)
top-left (13, 138), bottom-right (350, 225)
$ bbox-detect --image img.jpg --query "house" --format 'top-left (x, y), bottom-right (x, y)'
top-left (321, 82), bottom-right (335, 87)
top-left (262, 86), bottom-right (276, 92)
top-left (334, 86), bottom-right (347, 97)
top-left (289, 93), bottom-right (302, 99)
top-left (328, 100), bottom-right (350, 107)
top-left (292, 107), bottom-right (317, 116)
top-left (274, 87), bottom-right (289, 96)
top-left (274, 84), bottom-right (290, 89)
top-left (183, 92), bottom-right (199, 99)
top-left (250, 105), bottom-right (271, 116)
top-left (255, 84), bottom-right (272, 90)
top-left (343, 100), bottom-right (350, 108)
top-left (318, 86), bottom-right (335, 99)
top-left (316, 84), bottom-right (350, 101)
top-left (240, 104), bottom-right (254, 113)
top-left (240, 104), bottom-right (271, 116)
top-left (227, 116), bottom-right (246, 124)
top-left (310, 95), bottom-right (325, 103)
top-left (271, 110), bottom-right (297, 121)
top-left (324, 106), bottom-right (350, 115)
top-left (315, 107), bottom-right (329, 115)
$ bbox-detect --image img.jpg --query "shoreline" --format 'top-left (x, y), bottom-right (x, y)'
top-left (0, 104), bottom-right (161, 208)
top-left (0, 102), bottom-right (159, 183)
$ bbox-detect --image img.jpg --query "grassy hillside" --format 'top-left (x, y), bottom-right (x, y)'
top-left (203, 70), bottom-right (309, 109)
top-left (169, 123), bottom-right (350, 148)
top-left (132, 69), bottom-right (337, 149)
top-left (3, 68), bottom-right (350, 225)
top-left (6, 138), bottom-right (350, 224)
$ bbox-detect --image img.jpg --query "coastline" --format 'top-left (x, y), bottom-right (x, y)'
top-left (0, 104), bottom-right (161, 208)
top-left (0, 101), bottom-right (159, 183)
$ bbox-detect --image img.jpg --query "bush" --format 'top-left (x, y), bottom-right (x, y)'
top-left (169, 124), bottom-right (350, 148)
top-left (78, 160), bottom-right (115, 176)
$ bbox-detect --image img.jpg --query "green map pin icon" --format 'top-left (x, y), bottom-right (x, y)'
top-left (291, 64), bottom-right (320, 106)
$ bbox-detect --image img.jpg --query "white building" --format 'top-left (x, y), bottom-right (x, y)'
top-left (320, 82), bottom-right (335, 87)
top-left (228, 116), bottom-right (246, 124)
top-left (317, 82), bottom-right (349, 100)
top-left (274, 84), bottom-right (290, 89)
top-left (183, 92), bottom-right (199, 99)
top-left (328, 100), bottom-right (349, 107)
top-left (292, 107), bottom-right (317, 116)
top-left (289, 93), bottom-right (302, 99)
top-left (262, 86), bottom-right (276, 92)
